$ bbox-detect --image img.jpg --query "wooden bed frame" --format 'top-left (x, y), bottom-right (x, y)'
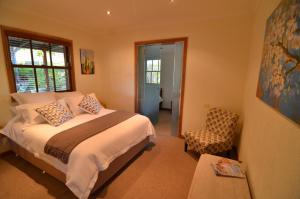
top-left (6, 135), bottom-right (150, 194)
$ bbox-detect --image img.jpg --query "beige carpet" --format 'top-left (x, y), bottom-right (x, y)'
top-left (0, 111), bottom-right (198, 199)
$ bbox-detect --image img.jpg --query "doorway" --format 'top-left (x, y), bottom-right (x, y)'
top-left (134, 38), bottom-right (187, 137)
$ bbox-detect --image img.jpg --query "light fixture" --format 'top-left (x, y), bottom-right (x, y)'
top-left (106, 10), bottom-right (111, 16)
top-left (169, 0), bottom-right (175, 3)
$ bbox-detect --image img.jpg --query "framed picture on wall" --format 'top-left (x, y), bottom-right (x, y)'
top-left (80, 49), bottom-right (95, 74)
top-left (256, 0), bottom-right (300, 125)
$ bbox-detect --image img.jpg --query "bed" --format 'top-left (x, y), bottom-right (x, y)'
top-left (2, 107), bottom-right (156, 199)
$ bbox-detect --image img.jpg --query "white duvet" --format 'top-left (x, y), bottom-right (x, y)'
top-left (2, 108), bottom-right (156, 199)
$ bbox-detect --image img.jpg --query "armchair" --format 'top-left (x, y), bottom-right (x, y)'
top-left (183, 107), bottom-right (239, 155)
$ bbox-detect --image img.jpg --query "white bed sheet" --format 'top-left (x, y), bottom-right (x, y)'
top-left (2, 108), bottom-right (156, 199)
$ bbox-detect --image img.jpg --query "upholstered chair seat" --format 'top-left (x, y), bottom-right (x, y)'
top-left (183, 107), bottom-right (239, 155)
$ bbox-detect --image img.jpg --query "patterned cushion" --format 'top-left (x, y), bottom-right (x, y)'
top-left (183, 107), bottom-right (239, 154)
top-left (35, 102), bottom-right (73, 126)
top-left (205, 107), bottom-right (239, 139)
top-left (79, 95), bottom-right (101, 114)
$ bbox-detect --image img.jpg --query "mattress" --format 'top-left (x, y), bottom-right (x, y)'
top-left (2, 108), bottom-right (156, 199)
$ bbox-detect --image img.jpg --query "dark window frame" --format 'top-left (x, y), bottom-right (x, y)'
top-left (1, 25), bottom-right (76, 93)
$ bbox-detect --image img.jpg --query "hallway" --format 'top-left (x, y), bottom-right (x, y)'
top-left (155, 110), bottom-right (172, 136)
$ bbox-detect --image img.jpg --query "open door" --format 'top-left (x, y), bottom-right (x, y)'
top-left (137, 45), bottom-right (160, 124)
top-left (135, 38), bottom-right (187, 136)
top-left (171, 42), bottom-right (184, 135)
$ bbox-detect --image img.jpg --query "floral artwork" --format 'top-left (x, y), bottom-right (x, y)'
top-left (80, 49), bottom-right (95, 74)
top-left (257, 0), bottom-right (300, 124)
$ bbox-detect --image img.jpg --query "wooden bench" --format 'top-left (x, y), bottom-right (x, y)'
top-left (188, 154), bottom-right (251, 199)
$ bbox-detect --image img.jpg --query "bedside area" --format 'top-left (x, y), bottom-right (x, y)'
top-left (0, 127), bottom-right (10, 154)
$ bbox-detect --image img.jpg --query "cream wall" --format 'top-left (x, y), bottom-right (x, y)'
top-left (1, 1), bottom-right (299, 198)
top-left (96, 16), bottom-right (252, 133)
top-left (239, 0), bottom-right (300, 198)
top-left (0, 7), bottom-right (102, 126)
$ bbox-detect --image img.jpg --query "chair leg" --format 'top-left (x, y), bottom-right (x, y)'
top-left (184, 142), bottom-right (188, 152)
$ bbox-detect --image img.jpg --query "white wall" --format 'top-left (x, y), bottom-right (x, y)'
top-left (239, 0), bottom-right (300, 198)
top-left (96, 16), bottom-right (252, 133)
top-left (0, 7), bottom-right (102, 126)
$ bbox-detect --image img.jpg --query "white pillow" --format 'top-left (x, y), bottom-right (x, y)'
top-left (55, 91), bottom-right (82, 100)
top-left (57, 98), bottom-right (69, 110)
top-left (15, 102), bottom-right (50, 125)
top-left (89, 93), bottom-right (104, 108)
top-left (64, 95), bottom-right (84, 116)
top-left (10, 106), bottom-right (17, 116)
top-left (11, 92), bottom-right (56, 105)
top-left (65, 93), bottom-right (103, 116)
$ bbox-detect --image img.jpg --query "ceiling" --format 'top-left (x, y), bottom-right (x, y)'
top-left (0, 0), bottom-right (260, 33)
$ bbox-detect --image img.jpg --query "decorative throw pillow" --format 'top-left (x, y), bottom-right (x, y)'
top-left (79, 95), bottom-right (101, 114)
top-left (89, 93), bottom-right (105, 108)
top-left (35, 102), bottom-right (73, 126)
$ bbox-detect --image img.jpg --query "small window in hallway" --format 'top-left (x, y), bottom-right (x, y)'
top-left (146, 59), bottom-right (161, 84)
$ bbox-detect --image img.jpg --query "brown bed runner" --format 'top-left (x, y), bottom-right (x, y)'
top-left (44, 111), bottom-right (136, 164)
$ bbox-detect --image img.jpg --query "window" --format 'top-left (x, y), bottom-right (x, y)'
top-left (146, 59), bottom-right (161, 84)
top-left (1, 26), bottom-right (75, 93)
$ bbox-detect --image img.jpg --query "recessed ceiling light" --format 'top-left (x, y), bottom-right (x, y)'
top-left (106, 11), bottom-right (111, 16)
top-left (169, 0), bottom-right (175, 3)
